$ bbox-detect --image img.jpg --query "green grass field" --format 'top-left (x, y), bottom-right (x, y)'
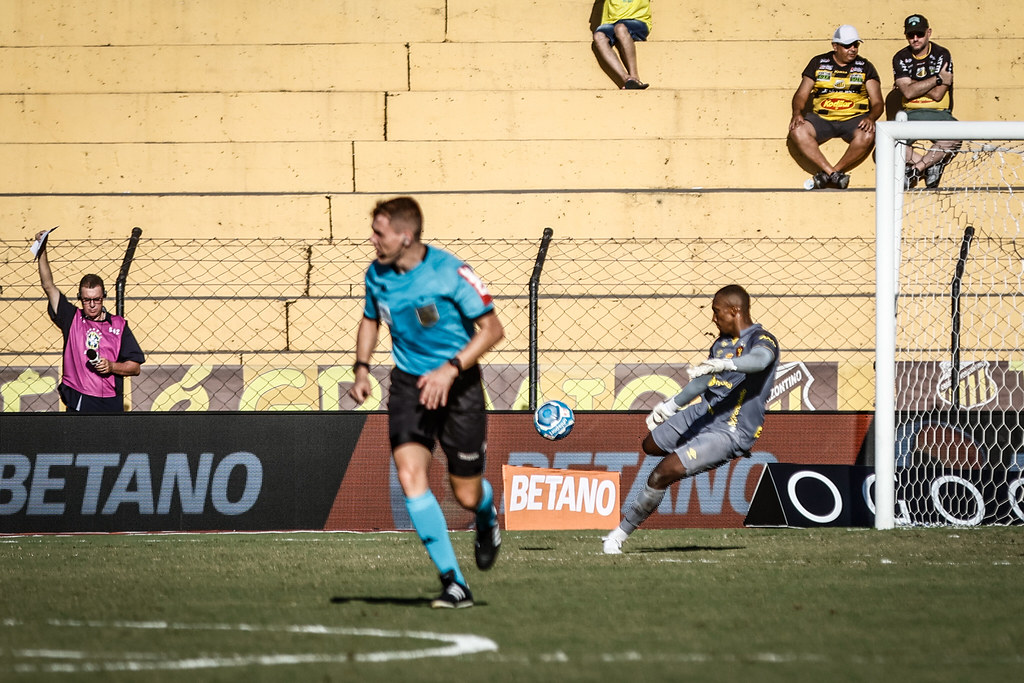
top-left (1, 527), bottom-right (1021, 682)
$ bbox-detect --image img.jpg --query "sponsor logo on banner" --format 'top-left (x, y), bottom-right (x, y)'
top-left (502, 465), bottom-right (619, 530)
top-left (769, 361), bottom-right (818, 410)
top-left (937, 360), bottom-right (998, 409)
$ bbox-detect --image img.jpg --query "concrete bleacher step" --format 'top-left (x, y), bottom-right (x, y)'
top-left (0, 92), bottom-right (384, 142)
top-left (410, 39), bottom-right (1020, 91)
top-left (386, 88), bottom-right (1016, 141)
top-left (7, 88), bottom-right (1015, 144)
top-left (3, 37), bottom-right (1015, 94)
top-left (0, 190), bottom-right (879, 241)
top-left (0, 0), bottom-right (446, 46)
top-left (351, 138), bottom-right (874, 192)
top-left (0, 141), bottom-right (353, 193)
top-left (2, 0), bottom-right (999, 48)
top-left (0, 138), bottom-right (875, 194)
top-left (446, 0), bottom-right (1001, 43)
top-left (0, 45), bottom-right (409, 93)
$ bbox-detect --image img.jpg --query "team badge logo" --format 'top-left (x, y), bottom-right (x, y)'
top-left (936, 360), bottom-right (997, 409)
top-left (416, 303), bottom-right (440, 327)
top-left (85, 328), bottom-right (102, 351)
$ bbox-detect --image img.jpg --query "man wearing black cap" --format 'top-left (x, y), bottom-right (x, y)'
top-left (789, 24), bottom-right (884, 190)
top-left (892, 14), bottom-right (958, 189)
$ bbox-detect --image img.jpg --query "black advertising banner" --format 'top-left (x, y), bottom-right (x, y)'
top-left (0, 413), bottom-right (366, 533)
top-left (745, 464), bottom-right (875, 528)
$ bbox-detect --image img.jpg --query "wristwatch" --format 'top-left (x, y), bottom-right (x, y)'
top-left (935, 74), bottom-right (943, 86)
top-left (448, 357), bottom-right (463, 375)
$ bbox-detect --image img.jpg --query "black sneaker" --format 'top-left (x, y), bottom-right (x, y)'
top-left (431, 570), bottom-right (473, 609)
top-left (812, 171), bottom-right (830, 189)
top-left (474, 509), bottom-right (501, 571)
top-left (904, 164), bottom-right (922, 190)
top-left (829, 171), bottom-right (850, 189)
top-left (924, 160), bottom-right (947, 188)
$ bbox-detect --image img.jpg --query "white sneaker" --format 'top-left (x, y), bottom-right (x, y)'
top-left (602, 535), bottom-right (623, 555)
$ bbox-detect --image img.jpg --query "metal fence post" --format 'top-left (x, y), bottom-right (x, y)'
top-left (528, 227), bottom-right (554, 410)
top-left (115, 227), bottom-right (143, 317)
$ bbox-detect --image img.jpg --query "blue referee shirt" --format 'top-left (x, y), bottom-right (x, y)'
top-left (363, 245), bottom-right (495, 376)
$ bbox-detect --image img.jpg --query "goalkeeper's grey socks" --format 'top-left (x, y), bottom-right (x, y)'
top-left (616, 483), bottom-right (668, 539)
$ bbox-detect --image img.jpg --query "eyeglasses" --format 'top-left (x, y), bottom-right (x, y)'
top-left (837, 42), bottom-right (859, 49)
top-left (906, 31), bottom-right (926, 39)
top-left (80, 297), bottom-right (104, 304)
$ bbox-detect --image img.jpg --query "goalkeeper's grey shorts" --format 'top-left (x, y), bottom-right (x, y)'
top-left (653, 409), bottom-right (747, 477)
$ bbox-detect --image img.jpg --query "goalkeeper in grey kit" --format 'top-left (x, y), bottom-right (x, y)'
top-left (604, 285), bottom-right (779, 553)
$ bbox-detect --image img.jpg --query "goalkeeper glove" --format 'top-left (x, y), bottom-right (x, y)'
top-left (646, 398), bottom-right (681, 431)
top-left (686, 357), bottom-right (737, 379)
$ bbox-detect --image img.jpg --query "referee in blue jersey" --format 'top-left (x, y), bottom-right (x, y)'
top-left (348, 197), bottom-right (505, 609)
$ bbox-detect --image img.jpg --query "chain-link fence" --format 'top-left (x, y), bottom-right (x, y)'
top-left (1, 233), bottom-right (876, 412)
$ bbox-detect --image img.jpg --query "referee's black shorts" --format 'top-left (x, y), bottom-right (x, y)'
top-left (387, 366), bottom-right (487, 477)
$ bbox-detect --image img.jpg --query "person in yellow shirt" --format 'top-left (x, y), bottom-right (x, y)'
top-left (788, 25), bottom-right (884, 189)
top-left (593, 0), bottom-right (652, 90)
top-left (893, 14), bottom-right (958, 189)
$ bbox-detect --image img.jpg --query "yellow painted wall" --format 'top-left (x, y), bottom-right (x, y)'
top-left (1, 0), bottom-right (1019, 240)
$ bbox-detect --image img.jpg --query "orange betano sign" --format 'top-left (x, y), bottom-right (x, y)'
top-left (502, 465), bottom-right (620, 530)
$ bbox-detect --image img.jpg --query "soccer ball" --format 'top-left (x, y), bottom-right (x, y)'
top-left (533, 400), bottom-right (575, 440)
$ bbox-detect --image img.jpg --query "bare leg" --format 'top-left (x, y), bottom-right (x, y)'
top-left (832, 127), bottom-right (876, 173)
top-left (593, 31), bottom-right (628, 87)
top-left (613, 23), bottom-right (641, 83)
top-left (789, 120), bottom-right (834, 174)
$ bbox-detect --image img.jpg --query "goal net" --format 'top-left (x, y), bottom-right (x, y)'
top-left (875, 121), bottom-right (1024, 528)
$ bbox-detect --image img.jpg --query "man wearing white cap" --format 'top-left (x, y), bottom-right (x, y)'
top-left (788, 25), bottom-right (884, 189)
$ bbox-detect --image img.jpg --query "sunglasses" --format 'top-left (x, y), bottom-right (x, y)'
top-left (837, 42), bottom-right (860, 49)
top-left (80, 297), bottom-right (104, 304)
top-left (906, 32), bottom-right (926, 39)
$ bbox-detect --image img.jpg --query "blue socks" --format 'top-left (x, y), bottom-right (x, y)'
top-left (476, 479), bottom-right (496, 529)
top-left (405, 490), bottom-right (465, 585)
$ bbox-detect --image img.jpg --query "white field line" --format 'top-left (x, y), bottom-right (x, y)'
top-left (1, 619), bottom-right (498, 673)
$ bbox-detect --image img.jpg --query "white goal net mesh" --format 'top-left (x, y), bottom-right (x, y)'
top-left (893, 137), bottom-right (1024, 526)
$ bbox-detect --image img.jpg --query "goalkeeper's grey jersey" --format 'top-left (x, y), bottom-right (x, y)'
top-left (702, 323), bottom-right (780, 448)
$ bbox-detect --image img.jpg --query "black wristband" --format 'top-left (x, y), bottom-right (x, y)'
top-left (353, 360), bottom-right (371, 372)
top-left (448, 357), bottom-right (463, 375)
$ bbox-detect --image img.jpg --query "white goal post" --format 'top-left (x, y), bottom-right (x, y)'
top-left (874, 120), bottom-right (1024, 529)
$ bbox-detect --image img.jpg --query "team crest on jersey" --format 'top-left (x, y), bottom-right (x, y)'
top-left (458, 265), bottom-right (493, 305)
top-left (85, 328), bottom-right (102, 351)
top-left (416, 303), bottom-right (440, 327)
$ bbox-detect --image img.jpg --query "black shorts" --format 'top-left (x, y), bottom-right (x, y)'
top-left (58, 383), bottom-right (124, 413)
top-left (806, 111), bottom-right (866, 143)
top-left (388, 366), bottom-right (487, 477)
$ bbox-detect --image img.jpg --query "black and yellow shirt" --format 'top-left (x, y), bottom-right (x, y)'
top-left (801, 52), bottom-right (881, 121)
top-left (892, 43), bottom-right (954, 113)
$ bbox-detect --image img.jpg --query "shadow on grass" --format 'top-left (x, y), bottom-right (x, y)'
top-left (330, 596), bottom-right (432, 606)
top-left (634, 545), bottom-right (744, 554)
top-left (330, 596), bottom-right (489, 607)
